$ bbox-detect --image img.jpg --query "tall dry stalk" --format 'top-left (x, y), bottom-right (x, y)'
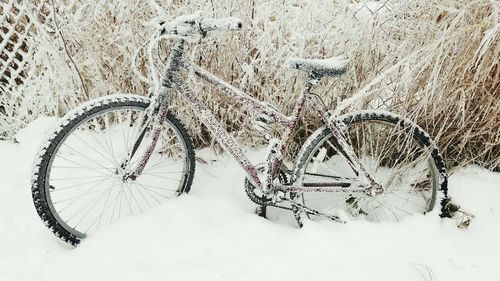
top-left (2, 0), bottom-right (499, 171)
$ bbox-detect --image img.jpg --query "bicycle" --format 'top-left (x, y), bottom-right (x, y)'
top-left (31, 14), bottom-right (448, 246)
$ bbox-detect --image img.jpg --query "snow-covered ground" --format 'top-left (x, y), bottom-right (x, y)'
top-left (1, 117), bottom-right (499, 281)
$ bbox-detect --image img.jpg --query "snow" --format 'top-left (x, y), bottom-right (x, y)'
top-left (1, 117), bottom-right (500, 281)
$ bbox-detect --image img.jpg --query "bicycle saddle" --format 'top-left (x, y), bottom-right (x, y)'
top-left (286, 56), bottom-right (348, 78)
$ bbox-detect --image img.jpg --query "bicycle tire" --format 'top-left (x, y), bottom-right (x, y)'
top-left (292, 110), bottom-right (447, 224)
top-left (32, 94), bottom-right (195, 246)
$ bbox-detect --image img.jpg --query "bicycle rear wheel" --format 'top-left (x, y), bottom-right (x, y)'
top-left (293, 110), bottom-right (447, 223)
top-left (32, 95), bottom-right (195, 246)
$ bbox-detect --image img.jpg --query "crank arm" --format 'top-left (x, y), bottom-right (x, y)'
top-left (281, 197), bottom-right (346, 223)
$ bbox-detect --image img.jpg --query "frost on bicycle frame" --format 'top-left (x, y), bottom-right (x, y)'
top-left (28, 12), bottom-right (459, 247)
top-left (124, 15), bottom-right (385, 207)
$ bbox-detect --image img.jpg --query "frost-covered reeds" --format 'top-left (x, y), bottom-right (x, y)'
top-left (2, 0), bottom-right (499, 171)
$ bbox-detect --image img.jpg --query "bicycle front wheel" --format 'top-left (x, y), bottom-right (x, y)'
top-left (32, 95), bottom-right (195, 246)
top-left (293, 110), bottom-right (447, 223)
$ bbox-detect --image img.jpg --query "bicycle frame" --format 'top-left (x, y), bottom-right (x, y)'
top-left (127, 39), bottom-right (379, 195)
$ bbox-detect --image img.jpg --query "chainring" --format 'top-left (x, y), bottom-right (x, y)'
top-left (244, 165), bottom-right (291, 206)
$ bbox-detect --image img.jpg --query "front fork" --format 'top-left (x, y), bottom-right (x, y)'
top-left (122, 40), bottom-right (186, 181)
top-left (122, 90), bottom-right (170, 181)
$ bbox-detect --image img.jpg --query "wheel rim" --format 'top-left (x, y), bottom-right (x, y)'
top-left (44, 104), bottom-right (190, 238)
top-left (299, 118), bottom-right (439, 222)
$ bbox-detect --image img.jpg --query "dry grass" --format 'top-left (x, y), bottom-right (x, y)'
top-left (2, 0), bottom-right (499, 171)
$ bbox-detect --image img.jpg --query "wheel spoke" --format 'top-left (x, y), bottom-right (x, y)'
top-left (297, 114), bottom-right (440, 223)
top-left (34, 98), bottom-right (194, 243)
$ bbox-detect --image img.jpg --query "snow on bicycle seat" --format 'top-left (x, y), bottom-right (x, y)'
top-left (286, 56), bottom-right (348, 77)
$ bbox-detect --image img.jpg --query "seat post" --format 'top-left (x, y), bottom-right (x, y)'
top-left (308, 72), bottom-right (322, 83)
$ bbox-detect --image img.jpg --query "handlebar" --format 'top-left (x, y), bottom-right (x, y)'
top-left (159, 14), bottom-right (243, 37)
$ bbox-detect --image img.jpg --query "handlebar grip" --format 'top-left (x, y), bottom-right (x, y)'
top-left (200, 17), bottom-right (243, 32)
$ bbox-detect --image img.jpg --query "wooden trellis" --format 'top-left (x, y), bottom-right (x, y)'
top-left (0, 0), bottom-right (52, 139)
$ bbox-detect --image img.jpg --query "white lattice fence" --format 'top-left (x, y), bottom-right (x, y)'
top-left (1, 0), bottom-right (32, 138)
top-left (0, 0), bottom-right (59, 139)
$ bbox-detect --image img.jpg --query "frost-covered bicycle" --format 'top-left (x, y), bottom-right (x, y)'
top-left (32, 15), bottom-right (448, 246)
